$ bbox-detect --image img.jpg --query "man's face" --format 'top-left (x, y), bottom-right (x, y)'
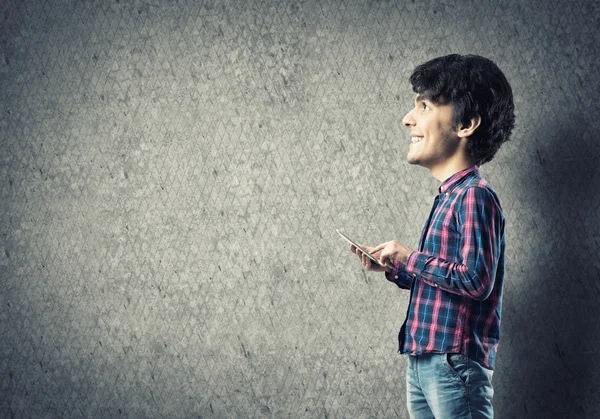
top-left (402, 94), bottom-right (461, 169)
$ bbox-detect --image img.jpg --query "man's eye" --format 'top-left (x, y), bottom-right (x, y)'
top-left (421, 102), bottom-right (429, 110)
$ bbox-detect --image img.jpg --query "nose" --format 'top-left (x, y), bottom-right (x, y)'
top-left (402, 108), bottom-right (415, 127)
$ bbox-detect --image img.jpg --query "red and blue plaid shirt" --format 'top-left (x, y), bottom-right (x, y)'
top-left (385, 165), bottom-right (505, 370)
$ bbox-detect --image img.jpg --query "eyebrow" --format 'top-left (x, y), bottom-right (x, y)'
top-left (415, 94), bottom-right (431, 104)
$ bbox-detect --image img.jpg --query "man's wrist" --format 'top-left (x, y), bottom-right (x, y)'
top-left (400, 249), bottom-right (413, 265)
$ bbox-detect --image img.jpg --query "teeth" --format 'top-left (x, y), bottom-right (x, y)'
top-left (411, 137), bottom-right (423, 143)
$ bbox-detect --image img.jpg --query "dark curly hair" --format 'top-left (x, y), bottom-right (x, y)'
top-left (409, 54), bottom-right (515, 165)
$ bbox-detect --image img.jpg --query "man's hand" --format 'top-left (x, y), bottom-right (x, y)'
top-left (349, 244), bottom-right (391, 272)
top-left (371, 240), bottom-right (413, 267)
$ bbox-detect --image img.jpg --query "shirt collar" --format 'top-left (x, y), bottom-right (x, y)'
top-left (439, 165), bottom-right (479, 194)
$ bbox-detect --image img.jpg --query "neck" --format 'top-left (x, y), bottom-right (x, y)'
top-left (430, 154), bottom-right (477, 182)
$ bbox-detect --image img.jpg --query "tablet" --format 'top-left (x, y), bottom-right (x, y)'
top-left (336, 229), bottom-right (380, 265)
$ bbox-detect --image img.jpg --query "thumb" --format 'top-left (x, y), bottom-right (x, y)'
top-left (379, 248), bottom-right (395, 267)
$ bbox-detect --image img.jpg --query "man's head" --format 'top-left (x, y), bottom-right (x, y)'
top-left (403, 54), bottom-right (515, 168)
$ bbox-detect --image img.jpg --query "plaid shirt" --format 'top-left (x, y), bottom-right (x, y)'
top-left (385, 165), bottom-right (505, 370)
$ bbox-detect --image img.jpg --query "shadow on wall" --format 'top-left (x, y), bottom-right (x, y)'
top-left (511, 117), bottom-right (599, 417)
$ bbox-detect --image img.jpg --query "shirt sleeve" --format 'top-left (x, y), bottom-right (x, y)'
top-left (404, 186), bottom-right (504, 301)
top-left (384, 259), bottom-right (414, 289)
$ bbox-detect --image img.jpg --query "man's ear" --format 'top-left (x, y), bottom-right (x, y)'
top-left (457, 115), bottom-right (482, 139)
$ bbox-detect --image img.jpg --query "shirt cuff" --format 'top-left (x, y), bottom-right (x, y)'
top-left (385, 259), bottom-right (412, 289)
top-left (405, 251), bottom-right (428, 281)
top-left (384, 259), bottom-right (401, 281)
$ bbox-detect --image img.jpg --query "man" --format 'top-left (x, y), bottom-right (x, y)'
top-left (350, 54), bottom-right (514, 418)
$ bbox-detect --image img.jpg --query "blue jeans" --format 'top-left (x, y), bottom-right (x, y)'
top-left (406, 353), bottom-right (494, 419)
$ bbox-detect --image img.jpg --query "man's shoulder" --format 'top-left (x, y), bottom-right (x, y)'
top-left (457, 175), bottom-right (503, 210)
top-left (461, 172), bottom-right (495, 192)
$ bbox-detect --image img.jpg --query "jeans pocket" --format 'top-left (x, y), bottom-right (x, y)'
top-left (443, 353), bottom-right (469, 386)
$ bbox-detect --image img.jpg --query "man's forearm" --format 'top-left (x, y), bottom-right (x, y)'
top-left (404, 251), bottom-right (497, 301)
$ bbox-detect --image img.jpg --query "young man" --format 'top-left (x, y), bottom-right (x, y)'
top-left (350, 54), bottom-right (514, 419)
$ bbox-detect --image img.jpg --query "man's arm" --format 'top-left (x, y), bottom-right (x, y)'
top-left (405, 186), bottom-right (504, 301)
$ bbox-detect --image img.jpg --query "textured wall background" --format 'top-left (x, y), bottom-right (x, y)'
top-left (1, 0), bottom-right (599, 418)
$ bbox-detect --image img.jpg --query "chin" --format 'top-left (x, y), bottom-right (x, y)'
top-left (406, 154), bottom-right (420, 165)
top-left (407, 155), bottom-right (430, 169)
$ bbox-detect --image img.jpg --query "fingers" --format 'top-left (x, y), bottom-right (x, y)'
top-left (361, 252), bottom-right (371, 269)
top-left (349, 243), bottom-right (387, 271)
top-left (350, 244), bottom-right (368, 253)
top-left (371, 242), bottom-right (388, 253)
top-left (378, 248), bottom-right (395, 270)
top-left (380, 256), bottom-right (395, 270)
top-left (354, 244), bottom-right (368, 255)
top-left (356, 244), bottom-right (368, 253)
top-left (369, 247), bottom-right (382, 256)
top-left (352, 245), bottom-right (370, 267)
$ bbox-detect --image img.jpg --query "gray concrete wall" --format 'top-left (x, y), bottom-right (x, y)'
top-left (1, 0), bottom-right (599, 417)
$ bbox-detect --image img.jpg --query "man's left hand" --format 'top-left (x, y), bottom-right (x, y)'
top-left (371, 240), bottom-right (414, 268)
